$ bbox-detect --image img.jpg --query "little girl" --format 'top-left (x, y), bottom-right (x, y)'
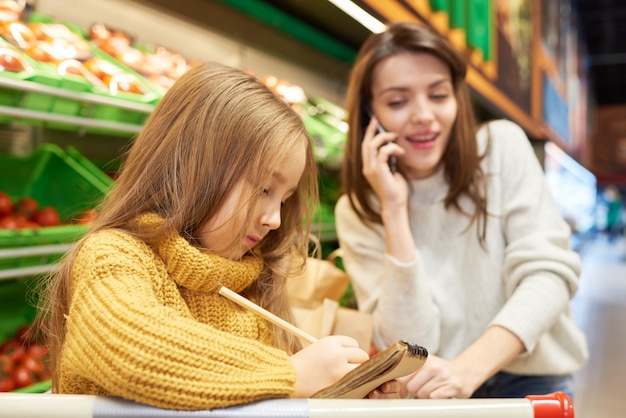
top-left (38, 62), bottom-right (397, 410)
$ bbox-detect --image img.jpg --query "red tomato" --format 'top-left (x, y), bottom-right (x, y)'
top-left (0, 375), bottom-right (15, 392)
top-left (26, 344), bottom-right (47, 360)
top-left (21, 221), bottom-right (40, 229)
top-left (15, 196), bottom-right (38, 217)
top-left (76, 209), bottom-right (98, 225)
top-left (0, 353), bottom-right (14, 375)
top-left (0, 353), bottom-right (16, 392)
top-left (0, 216), bottom-right (19, 229)
top-left (0, 192), bottom-right (12, 217)
top-left (2, 340), bottom-right (25, 363)
top-left (22, 354), bottom-right (45, 375)
top-left (16, 325), bottom-right (30, 345)
top-left (13, 212), bottom-right (29, 228)
top-left (13, 366), bottom-right (34, 388)
top-left (31, 206), bottom-right (61, 227)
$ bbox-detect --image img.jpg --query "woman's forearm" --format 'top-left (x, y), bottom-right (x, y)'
top-left (452, 325), bottom-right (525, 392)
top-left (381, 206), bottom-right (415, 263)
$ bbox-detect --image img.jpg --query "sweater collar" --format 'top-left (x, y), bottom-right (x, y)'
top-left (408, 165), bottom-right (449, 204)
top-left (140, 214), bottom-right (263, 293)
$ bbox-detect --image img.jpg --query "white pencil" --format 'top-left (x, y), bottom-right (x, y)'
top-left (218, 286), bottom-right (318, 345)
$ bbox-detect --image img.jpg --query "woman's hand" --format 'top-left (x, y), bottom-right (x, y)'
top-left (290, 335), bottom-right (369, 398)
top-left (399, 327), bottom-right (524, 399)
top-left (361, 116), bottom-right (407, 208)
top-left (362, 116), bottom-right (415, 262)
top-left (397, 355), bottom-right (476, 399)
top-left (367, 379), bottom-right (402, 399)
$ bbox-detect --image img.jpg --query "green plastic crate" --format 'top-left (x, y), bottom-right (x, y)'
top-left (46, 72), bottom-right (93, 132)
top-left (0, 36), bottom-right (66, 126)
top-left (0, 277), bottom-right (52, 394)
top-left (0, 39), bottom-right (39, 123)
top-left (0, 278), bottom-right (37, 345)
top-left (78, 48), bottom-right (159, 137)
top-left (0, 144), bottom-right (113, 272)
top-left (301, 114), bottom-right (346, 168)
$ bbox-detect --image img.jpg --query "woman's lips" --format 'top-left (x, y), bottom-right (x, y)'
top-left (406, 132), bottom-right (438, 149)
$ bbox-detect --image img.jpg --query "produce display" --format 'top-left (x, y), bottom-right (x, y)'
top-left (0, 193), bottom-right (58, 228)
top-left (88, 23), bottom-right (196, 94)
top-left (0, 36), bottom-right (32, 72)
top-left (0, 17), bottom-right (155, 97)
top-left (0, 143), bottom-right (112, 247)
top-left (0, 191), bottom-right (98, 230)
top-left (0, 4), bottom-right (349, 161)
top-left (0, 143), bottom-right (110, 392)
top-left (0, 324), bottom-right (49, 392)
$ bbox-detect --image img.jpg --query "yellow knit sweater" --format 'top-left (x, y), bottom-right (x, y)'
top-left (59, 222), bottom-right (296, 410)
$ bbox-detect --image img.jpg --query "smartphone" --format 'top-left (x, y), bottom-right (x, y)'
top-left (366, 108), bottom-right (397, 174)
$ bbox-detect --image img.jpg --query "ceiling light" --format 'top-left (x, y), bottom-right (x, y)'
top-left (327, 0), bottom-right (386, 33)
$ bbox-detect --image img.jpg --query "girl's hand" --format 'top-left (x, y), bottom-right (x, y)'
top-left (290, 335), bottom-right (369, 398)
top-left (361, 116), bottom-right (407, 208)
top-left (397, 355), bottom-right (476, 399)
top-left (367, 379), bottom-right (401, 399)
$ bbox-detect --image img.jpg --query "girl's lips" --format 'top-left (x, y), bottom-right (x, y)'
top-left (245, 235), bottom-right (261, 247)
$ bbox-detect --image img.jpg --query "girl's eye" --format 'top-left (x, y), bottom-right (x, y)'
top-left (261, 188), bottom-right (270, 196)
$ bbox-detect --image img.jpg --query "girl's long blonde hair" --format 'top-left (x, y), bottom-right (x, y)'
top-left (37, 61), bottom-right (318, 388)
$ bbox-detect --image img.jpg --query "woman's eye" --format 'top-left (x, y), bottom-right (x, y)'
top-left (431, 91), bottom-right (450, 100)
top-left (261, 188), bottom-right (270, 196)
top-left (387, 100), bottom-right (404, 108)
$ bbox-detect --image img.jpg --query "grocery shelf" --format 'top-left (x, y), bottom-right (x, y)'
top-left (0, 77), bottom-right (154, 134)
top-left (0, 243), bottom-right (73, 280)
top-left (0, 105), bottom-right (145, 134)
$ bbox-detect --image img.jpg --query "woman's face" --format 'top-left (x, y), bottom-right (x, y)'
top-left (370, 52), bottom-right (458, 179)
top-left (197, 141), bottom-right (306, 260)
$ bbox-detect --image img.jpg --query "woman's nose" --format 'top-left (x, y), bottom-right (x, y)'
top-left (410, 98), bottom-right (435, 123)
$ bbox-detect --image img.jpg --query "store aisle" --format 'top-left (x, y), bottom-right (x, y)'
top-left (571, 233), bottom-right (626, 418)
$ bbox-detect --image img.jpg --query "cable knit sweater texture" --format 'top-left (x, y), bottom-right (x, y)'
top-left (59, 215), bottom-right (296, 410)
top-left (335, 120), bottom-right (588, 376)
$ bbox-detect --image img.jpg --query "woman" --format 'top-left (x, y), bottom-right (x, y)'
top-left (335, 22), bottom-right (588, 399)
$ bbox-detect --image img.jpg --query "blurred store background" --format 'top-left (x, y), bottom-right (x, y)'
top-left (0, 1), bottom-right (625, 416)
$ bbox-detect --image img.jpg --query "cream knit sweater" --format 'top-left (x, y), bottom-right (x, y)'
top-left (59, 220), bottom-right (296, 410)
top-left (335, 120), bottom-right (588, 375)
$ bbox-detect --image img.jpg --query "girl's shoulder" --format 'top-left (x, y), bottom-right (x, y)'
top-left (80, 228), bottom-right (151, 257)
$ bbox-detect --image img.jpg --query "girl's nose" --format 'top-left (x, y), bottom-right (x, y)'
top-left (261, 203), bottom-right (282, 230)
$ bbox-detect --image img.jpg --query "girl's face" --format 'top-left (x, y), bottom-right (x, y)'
top-left (198, 141), bottom-right (306, 260)
top-left (370, 52), bottom-right (458, 179)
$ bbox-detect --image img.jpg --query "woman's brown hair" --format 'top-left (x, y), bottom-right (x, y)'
top-left (37, 61), bottom-right (318, 388)
top-left (342, 21), bottom-right (487, 237)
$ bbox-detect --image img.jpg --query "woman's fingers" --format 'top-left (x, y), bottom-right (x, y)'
top-left (362, 128), bottom-right (397, 176)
